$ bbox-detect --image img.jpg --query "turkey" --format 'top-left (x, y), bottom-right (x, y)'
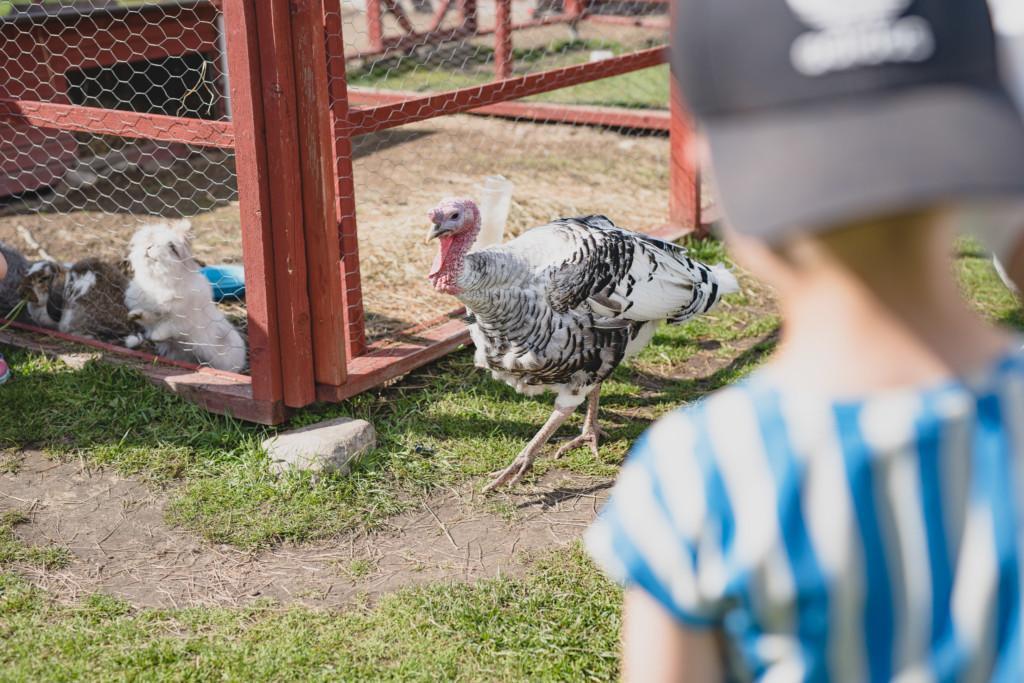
top-left (426, 198), bottom-right (740, 490)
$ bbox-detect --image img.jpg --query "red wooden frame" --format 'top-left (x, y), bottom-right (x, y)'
top-left (0, 0), bottom-right (696, 425)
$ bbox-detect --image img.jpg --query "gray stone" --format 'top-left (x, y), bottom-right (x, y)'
top-left (264, 417), bottom-right (376, 476)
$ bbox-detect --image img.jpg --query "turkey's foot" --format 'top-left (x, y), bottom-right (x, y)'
top-left (483, 404), bottom-right (575, 492)
top-left (553, 387), bottom-right (607, 460)
top-left (553, 423), bottom-right (607, 460)
top-left (483, 446), bottom-right (542, 492)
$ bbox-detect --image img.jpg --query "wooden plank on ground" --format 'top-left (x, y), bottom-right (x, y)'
top-left (0, 325), bottom-right (286, 424)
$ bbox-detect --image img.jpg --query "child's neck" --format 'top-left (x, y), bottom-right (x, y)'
top-left (771, 228), bottom-right (1013, 396)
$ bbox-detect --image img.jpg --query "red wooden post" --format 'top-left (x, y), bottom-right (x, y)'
top-left (669, 80), bottom-right (702, 232)
top-left (222, 0), bottom-right (285, 405)
top-left (367, 0), bottom-right (384, 51)
top-left (290, 0), bottom-right (348, 387)
top-left (564, 0), bottom-right (585, 17)
top-left (253, 0), bottom-right (317, 408)
top-left (324, 0), bottom-right (368, 359)
top-left (382, 0), bottom-right (416, 35)
top-left (428, 0), bottom-right (452, 32)
top-left (460, 0), bottom-right (477, 33)
top-left (668, 0), bottom-right (702, 234)
top-left (494, 0), bottom-right (513, 80)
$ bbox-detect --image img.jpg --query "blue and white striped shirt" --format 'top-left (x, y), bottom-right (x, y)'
top-left (587, 349), bottom-right (1024, 682)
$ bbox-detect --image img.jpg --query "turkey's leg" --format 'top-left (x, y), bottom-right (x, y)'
top-left (483, 404), bottom-right (575, 492)
top-left (554, 386), bottom-right (608, 460)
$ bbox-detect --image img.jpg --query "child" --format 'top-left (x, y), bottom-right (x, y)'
top-left (586, 0), bottom-right (1024, 680)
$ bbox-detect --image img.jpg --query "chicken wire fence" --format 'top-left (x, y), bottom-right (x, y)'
top-left (0, 0), bottom-right (245, 374)
top-left (331, 0), bottom-right (680, 349)
top-left (0, 0), bottom-right (695, 421)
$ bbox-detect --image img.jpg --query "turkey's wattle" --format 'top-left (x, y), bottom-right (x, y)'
top-left (426, 197), bottom-right (740, 490)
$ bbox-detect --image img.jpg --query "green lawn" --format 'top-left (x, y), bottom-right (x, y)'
top-left (0, 238), bottom-right (770, 550)
top-left (0, 545), bottom-right (619, 682)
top-left (0, 236), bottom-right (1019, 680)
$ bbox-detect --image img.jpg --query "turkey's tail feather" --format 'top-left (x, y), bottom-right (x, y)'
top-left (710, 263), bottom-right (740, 296)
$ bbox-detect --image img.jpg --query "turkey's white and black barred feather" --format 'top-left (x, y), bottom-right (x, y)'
top-left (454, 215), bottom-right (738, 408)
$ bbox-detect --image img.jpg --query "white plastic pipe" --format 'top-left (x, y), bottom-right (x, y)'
top-left (474, 175), bottom-right (514, 249)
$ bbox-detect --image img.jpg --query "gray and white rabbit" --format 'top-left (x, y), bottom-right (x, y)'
top-left (0, 242), bottom-right (31, 322)
top-left (125, 220), bottom-right (246, 373)
top-left (19, 257), bottom-right (142, 345)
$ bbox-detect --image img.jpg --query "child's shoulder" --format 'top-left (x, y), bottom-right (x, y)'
top-left (636, 370), bottom-right (779, 453)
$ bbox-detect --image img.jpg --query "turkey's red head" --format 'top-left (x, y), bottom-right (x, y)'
top-left (427, 198), bottom-right (480, 294)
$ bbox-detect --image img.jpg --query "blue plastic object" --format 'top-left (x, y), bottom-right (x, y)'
top-left (201, 265), bottom-right (246, 302)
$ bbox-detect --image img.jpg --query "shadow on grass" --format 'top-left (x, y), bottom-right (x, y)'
top-left (0, 324), bottom-right (777, 547)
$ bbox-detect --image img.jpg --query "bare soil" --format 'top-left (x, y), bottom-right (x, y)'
top-left (0, 451), bottom-right (610, 609)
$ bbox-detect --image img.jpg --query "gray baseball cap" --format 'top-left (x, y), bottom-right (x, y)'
top-left (673, 0), bottom-right (1024, 242)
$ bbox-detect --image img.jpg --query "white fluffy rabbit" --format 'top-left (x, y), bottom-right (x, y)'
top-left (125, 220), bottom-right (247, 373)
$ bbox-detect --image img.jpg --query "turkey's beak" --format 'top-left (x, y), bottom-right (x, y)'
top-left (425, 223), bottom-right (449, 243)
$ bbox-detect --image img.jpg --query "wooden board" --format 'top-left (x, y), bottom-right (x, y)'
top-left (0, 323), bottom-right (286, 424)
top-left (253, 0), bottom-right (317, 408)
top-left (222, 0), bottom-right (285, 404)
top-left (291, 0), bottom-right (348, 388)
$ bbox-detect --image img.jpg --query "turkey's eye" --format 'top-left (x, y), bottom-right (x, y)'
top-left (451, 212), bottom-right (460, 221)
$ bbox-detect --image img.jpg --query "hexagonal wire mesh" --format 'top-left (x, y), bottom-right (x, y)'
top-left (0, 0), bottom-right (693, 418)
top-left (334, 0), bottom-right (678, 347)
top-left (0, 0), bottom-right (245, 377)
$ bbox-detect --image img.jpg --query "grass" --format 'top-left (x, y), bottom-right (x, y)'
top-left (955, 237), bottom-right (1024, 328)
top-left (0, 544), bottom-right (620, 682)
top-left (0, 237), bottom-right (1015, 552)
top-left (0, 511), bottom-right (71, 571)
top-left (0, 239), bottom-right (773, 550)
top-left (0, 236), bottom-right (1019, 681)
top-left (349, 38), bottom-right (670, 110)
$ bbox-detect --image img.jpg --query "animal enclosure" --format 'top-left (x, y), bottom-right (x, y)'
top-left (0, 0), bottom-right (702, 423)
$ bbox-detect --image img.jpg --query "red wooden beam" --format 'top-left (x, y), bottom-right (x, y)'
top-left (346, 47), bottom-right (667, 134)
top-left (349, 87), bottom-right (669, 130)
top-left (366, 0), bottom-right (384, 50)
top-left (668, 80), bottom-right (701, 232)
top-left (292, 0), bottom-right (348, 387)
top-left (223, 0), bottom-right (285, 404)
top-left (0, 98), bottom-right (235, 148)
top-left (254, 0), bottom-right (317, 408)
top-left (494, 0), bottom-right (513, 80)
top-left (584, 14), bottom-right (669, 29)
top-left (382, 0), bottom-right (416, 34)
top-left (460, 0), bottom-right (478, 32)
top-left (427, 0), bottom-right (453, 32)
top-left (319, 316), bottom-right (471, 403)
top-left (0, 322), bottom-right (285, 424)
top-left (344, 15), bottom-right (575, 62)
top-left (668, 1), bottom-right (702, 235)
top-left (564, 0), bottom-right (586, 16)
top-left (324, 0), bottom-right (369, 359)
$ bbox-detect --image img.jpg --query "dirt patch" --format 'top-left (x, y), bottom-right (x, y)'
top-left (0, 451), bottom-right (610, 609)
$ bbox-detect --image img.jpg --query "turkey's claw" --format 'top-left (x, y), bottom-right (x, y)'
top-left (482, 404), bottom-right (575, 492)
top-left (553, 427), bottom-right (603, 460)
top-left (483, 450), bottom-right (537, 492)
